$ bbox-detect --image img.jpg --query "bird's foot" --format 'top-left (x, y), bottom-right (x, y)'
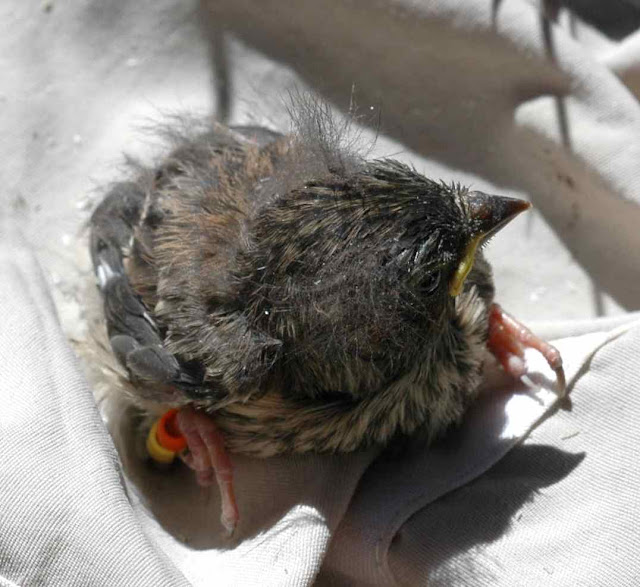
top-left (487, 303), bottom-right (566, 394)
top-left (176, 406), bottom-right (239, 535)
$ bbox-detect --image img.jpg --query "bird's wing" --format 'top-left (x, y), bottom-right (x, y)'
top-left (90, 182), bottom-right (202, 391)
top-left (90, 125), bottom-right (286, 406)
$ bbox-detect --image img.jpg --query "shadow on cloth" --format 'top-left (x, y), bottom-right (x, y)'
top-left (387, 443), bottom-right (585, 585)
top-left (112, 407), bottom-right (377, 550)
top-left (201, 0), bottom-right (640, 311)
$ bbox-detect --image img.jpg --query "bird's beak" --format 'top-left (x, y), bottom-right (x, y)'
top-left (449, 192), bottom-right (531, 297)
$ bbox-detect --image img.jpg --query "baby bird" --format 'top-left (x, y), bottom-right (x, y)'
top-left (89, 99), bottom-right (564, 533)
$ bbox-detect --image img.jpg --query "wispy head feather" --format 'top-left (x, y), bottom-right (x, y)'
top-left (270, 90), bottom-right (375, 196)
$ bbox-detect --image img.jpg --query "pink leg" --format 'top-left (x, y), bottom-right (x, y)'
top-left (488, 303), bottom-right (566, 393)
top-left (176, 406), bottom-right (239, 535)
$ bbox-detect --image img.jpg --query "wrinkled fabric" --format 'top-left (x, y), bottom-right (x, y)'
top-left (0, 237), bottom-right (189, 587)
top-left (2, 1), bottom-right (640, 585)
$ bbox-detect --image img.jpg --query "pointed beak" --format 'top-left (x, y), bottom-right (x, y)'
top-left (466, 191), bottom-right (531, 243)
top-left (449, 191), bottom-right (530, 297)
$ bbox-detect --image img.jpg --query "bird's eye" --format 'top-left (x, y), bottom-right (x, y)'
top-left (417, 271), bottom-right (441, 296)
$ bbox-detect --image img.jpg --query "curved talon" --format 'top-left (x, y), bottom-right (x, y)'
top-left (552, 363), bottom-right (567, 396)
top-left (146, 407), bottom-right (239, 535)
top-left (488, 303), bottom-right (566, 395)
top-left (176, 407), bottom-right (239, 535)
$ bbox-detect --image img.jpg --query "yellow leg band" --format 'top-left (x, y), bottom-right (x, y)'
top-left (146, 421), bottom-right (176, 464)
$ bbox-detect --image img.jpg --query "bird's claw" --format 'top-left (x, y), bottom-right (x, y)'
top-left (177, 406), bottom-right (239, 535)
top-left (488, 303), bottom-right (566, 395)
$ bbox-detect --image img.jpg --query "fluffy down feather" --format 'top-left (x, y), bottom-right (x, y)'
top-left (89, 96), bottom-right (513, 457)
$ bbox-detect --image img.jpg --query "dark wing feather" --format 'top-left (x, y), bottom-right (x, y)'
top-left (90, 182), bottom-right (202, 390)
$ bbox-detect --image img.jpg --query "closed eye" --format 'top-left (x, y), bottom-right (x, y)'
top-left (417, 270), bottom-right (441, 296)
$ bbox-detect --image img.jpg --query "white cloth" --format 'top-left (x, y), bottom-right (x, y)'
top-left (0, 236), bottom-right (189, 587)
top-left (2, 1), bottom-right (640, 585)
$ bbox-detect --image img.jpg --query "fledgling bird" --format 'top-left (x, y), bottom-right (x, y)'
top-left (89, 98), bottom-right (564, 533)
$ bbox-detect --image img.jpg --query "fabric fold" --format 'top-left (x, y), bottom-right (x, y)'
top-left (0, 242), bottom-right (190, 587)
top-left (319, 318), bottom-right (639, 585)
top-left (386, 322), bottom-right (640, 586)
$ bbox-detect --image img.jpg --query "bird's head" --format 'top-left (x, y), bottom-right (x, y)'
top-left (243, 157), bottom-right (529, 396)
